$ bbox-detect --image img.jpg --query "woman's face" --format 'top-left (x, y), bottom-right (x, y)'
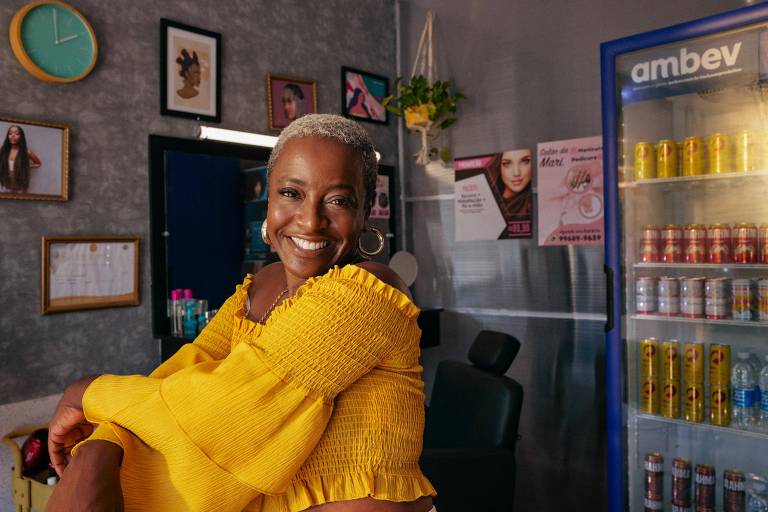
top-left (500, 149), bottom-right (532, 194)
top-left (282, 89), bottom-right (300, 121)
top-left (184, 63), bottom-right (201, 87)
top-left (267, 137), bottom-right (367, 284)
top-left (7, 127), bottom-right (21, 145)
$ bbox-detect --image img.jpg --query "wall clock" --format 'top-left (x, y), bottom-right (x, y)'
top-left (9, 0), bottom-right (98, 83)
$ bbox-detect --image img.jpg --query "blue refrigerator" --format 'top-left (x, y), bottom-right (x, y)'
top-left (602, 4), bottom-right (768, 511)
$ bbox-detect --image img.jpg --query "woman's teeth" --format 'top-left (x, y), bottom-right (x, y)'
top-left (291, 237), bottom-right (330, 250)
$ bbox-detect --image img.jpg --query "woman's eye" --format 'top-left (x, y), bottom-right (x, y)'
top-left (329, 197), bottom-right (354, 207)
top-left (279, 188), bottom-right (299, 198)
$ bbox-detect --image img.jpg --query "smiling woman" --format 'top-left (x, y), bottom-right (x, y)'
top-left (45, 114), bottom-right (436, 512)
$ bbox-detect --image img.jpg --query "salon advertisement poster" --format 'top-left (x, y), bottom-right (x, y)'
top-left (454, 150), bottom-right (533, 241)
top-left (370, 175), bottom-right (390, 219)
top-left (536, 136), bottom-right (604, 246)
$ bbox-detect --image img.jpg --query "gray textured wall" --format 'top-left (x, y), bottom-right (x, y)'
top-left (0, 0), bottom-right (397, 405)
top-left (399, 0), bottom-right (751, 510)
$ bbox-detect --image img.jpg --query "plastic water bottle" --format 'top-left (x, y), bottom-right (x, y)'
top-left (750, 353), bottom-right (763, 416)
top-left (732, 352), bottom-right (756, 429)
top-left (760, 356), bottom-right (768, 433)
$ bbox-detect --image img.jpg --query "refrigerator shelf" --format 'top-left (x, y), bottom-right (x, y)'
top-left (619, 169), bottom-right (768, 189)
top-left (631, 314), bottom-right (768, 327)
top-left (636, 412), bottom-right (768, 441)
top-left (634, 262), bottom-right (768, 270)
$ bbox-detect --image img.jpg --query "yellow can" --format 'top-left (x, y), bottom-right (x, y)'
top-left (709, 343), bottom-right (731, 386)
top-left (683, 381), bottom-right (705, 422)
top-left (682, 136), bottom-right (705, 176)
top-left (661, 380), bottom-right (681, 418)
top-left (641, 378), bottom-right (661, 414)
top-left (662, 340), bottom-right (680, 381)
top-left (710, 384), bottom-right (731, 426)
top-left (735, 129), bottom-right (757, 172)
top-left (634, 142), bottom-right (656, 180)
top-left (708, 133), bottom-right (732, 174)
top-left (657, 139), bottom-right (679, 178)
top-left (683, 342), bottom-right (705, 383)
top-left (640, 338), bottom-right (660, 378)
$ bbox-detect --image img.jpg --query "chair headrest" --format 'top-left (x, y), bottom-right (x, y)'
top-left (468, 330), bottom-right (520, 374)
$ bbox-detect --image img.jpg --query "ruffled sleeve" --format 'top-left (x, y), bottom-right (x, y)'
top-left (79, 265), bottom-right (420, 510)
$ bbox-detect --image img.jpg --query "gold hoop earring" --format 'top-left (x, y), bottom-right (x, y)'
top-left (261, 220), bottom-right (271, 245)
top-left (358, 226), bottom-right (384, 257)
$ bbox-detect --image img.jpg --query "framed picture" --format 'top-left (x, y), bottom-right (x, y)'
top-left (41, 236), bottom-right (140, 314)
top-left (0, 117), bottom-right (68, 201)
top-left (267, 74), bottom-right (317, 131)
top-left (341, 66), bottom-right (389, 125)
top-left (161, 19), bottom-right (221, 122)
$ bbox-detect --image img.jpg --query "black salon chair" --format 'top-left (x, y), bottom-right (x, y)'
top-left (420, 330), bottom-right (523, 512)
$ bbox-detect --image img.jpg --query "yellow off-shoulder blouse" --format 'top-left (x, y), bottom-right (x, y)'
top-left (74, 265), bottom-right (436, 511)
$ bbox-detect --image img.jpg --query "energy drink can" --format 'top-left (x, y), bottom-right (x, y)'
top-left (710, 383), bottom-right (731, 426)
top-left (663, 340), bottom-right (681, 381)
top-left (641, 379), bottom-right (661, 414)
top-left (684, 342), bottom-right (705, 383)
top-left (657, 139), bottom-right (679, 178)
top-left (684, 382), bottom-right (705, 423)
top-left (709, 344), bottom-right (731, 385)
top-left (662, 380), bottom-right (681, 418)
top-left (635, 142), bottom-right (657, 180)
top-left (682, 136), bottom-right (705, 176)
top-left (735, 129), bottom-right (757, 173)
top-left (708, 133), bottom-right (732, 174)
top-left (641, 338), bottom-right (661, 378)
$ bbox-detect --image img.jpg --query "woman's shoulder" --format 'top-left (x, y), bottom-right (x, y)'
top-left (353, 261), bottom-right (413, 301)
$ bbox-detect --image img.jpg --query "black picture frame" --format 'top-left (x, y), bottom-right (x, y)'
top-left (340, 66), bottom-right (389, 125)
top-left (160, 19), bottom-right (221, 123)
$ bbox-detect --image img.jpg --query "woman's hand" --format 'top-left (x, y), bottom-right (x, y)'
top-left (48, 375), bottom-right (100, 476)
top-left (45, 440), bottom-right (124, 512)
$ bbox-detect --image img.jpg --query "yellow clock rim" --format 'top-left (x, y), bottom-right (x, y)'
top-left (9, 0), bottom-right (99, 84)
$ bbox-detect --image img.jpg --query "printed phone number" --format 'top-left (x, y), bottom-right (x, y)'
top-left (558, 234), bottom-right (603, 242)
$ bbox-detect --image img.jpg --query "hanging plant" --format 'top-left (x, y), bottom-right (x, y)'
top-left (383, 75), bottom-right (464, 164)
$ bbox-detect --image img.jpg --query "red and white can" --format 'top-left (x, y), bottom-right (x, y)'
top-left (680, 277), bottom-right (705, 318)
top-left (758, 279), bottom-right (768, 321)
top-left (708, 224), bottom-right (731, 263)
top-left (640, 225), bottom-right (661, 263)
top-left (759, 224), bottom-right (768, 264)
top-left (705, 277), bottom-right (731, 319)
top-left (684, 224), bottom-right (707, 263)
top-left (637, 277), bottom-right (658, 315)
top-left (659, 276), bottom-right (680, 316)
top-left (662, 224), bottom-right (684, 263)
top-left (733, 222), bottom-right (758, 264)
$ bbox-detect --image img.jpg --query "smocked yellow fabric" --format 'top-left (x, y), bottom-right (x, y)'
top-left (75, 265), bottom-right (435, 511)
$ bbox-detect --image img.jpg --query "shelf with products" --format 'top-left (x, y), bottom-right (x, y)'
top-left (636, 412), bottom-right (768, 441)
top-left (631, 314), bottom-right (768, 327)
top-left (619, 169), bottom-right (768, 189)
top-left (634, 262), bottom-right (768, 270)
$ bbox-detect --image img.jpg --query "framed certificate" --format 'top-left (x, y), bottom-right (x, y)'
top-left (41, 236), bottom-right (140, 314)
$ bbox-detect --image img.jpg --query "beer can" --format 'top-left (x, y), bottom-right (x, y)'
top-left (684, 342), bottom-right (705, 383)
top-left (659, 276), bottom-right (681, 315)
top-left (645, 497), bottom-right (663, 511)
top-left (758, 279), bottom-right (768, 321)
top-left (735, 129), bottom-right (757, 173)
top-left (684, 224), bottom-right (707, 263)
top-left (641, 338), bottom-right (661, 378)
top-left (733, 223), bottom-right (757, 264)
top-left (663, 340), bottom-right (681, 380)
top-left (640, 225), bottom-right (661, 263)
top-left (681, 277), bottom-right (705, 318)
top-left (709, 343), bottom-right (731, 385)
top-left (705, 277), bottom-right (731, 299)
top-left (695, 464), bottom-right (716, 512)
top-left (635, 142), bottom-right (657, 180)
top-left (637, 277), bottom-right (658, 314)
top-left (723, 469), bottom-right (746, 512)
top-left (672, 458), bottom-right (692, 508)
top-left (708, 132), bottom-right (732, 174)
top-left (641, 379), bottom-right (661, 414)
top-left (645, 452), bottom-right (664, 501)
top-left (732, 278), bottom-right (754, 321)
top-left (657, 139), bottom-right (679, 178)
top-left (759, 224), bottom-right (768, 264)
top-left (708, 224), bottom-right (731, 263)
top-left (662, 380), bottom-right (681, 418)
top-left (683, 136), bottom-right (705, 176)
top-left (710, 384), bottom-right (731, 426)
top-left (705, 278), bottom-right (731, 319)
top-left (684, 381), bottom-right (705, 422)
top-left (662, 225), bottom-right (684, 263)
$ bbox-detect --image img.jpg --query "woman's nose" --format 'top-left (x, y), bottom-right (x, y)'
top-left (295, 199), bottom-right (326, 231)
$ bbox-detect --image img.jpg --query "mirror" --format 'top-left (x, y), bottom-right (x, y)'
top-left (389, 250), bottom-right (418, 287)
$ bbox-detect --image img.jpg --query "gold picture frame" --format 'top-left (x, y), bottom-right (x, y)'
top-left (0, 116), bottom-right (69, 201)
top-left (266, 73), bottom-right (318, 131)
top-left (41, 236), bottom-right (140, 314)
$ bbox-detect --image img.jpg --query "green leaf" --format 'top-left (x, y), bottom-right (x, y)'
top-left (439, 118), bottom-right (457, 130)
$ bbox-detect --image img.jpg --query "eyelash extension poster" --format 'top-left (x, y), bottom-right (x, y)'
top-left (536, 136), bottom-right (604, 247)
top-left (454, 149), bottom-right (534, 241)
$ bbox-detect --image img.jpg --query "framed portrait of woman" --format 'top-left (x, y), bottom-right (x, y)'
top-left (0, 116), bottom-right (69, 201)
top-left (160, 19), bottom-right (221, 122)
top-left (267, 74), bottom-right (317, 131)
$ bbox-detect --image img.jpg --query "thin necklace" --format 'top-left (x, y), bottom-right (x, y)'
top-left (260, 288), bottom-right (289, 324)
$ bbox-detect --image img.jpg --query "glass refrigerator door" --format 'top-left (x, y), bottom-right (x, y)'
top-left (608, 11), bottom-right (768, 512)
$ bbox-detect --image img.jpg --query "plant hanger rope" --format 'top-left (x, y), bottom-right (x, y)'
top-left (409, 11), bottom-right (436, 164)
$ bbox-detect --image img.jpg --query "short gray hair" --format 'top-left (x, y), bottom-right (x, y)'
top-left (267, 114), bottom-right (378, 209)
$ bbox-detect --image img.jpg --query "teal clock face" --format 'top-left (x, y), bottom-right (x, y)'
top-left (20, 3), bottom-right (96, 79)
